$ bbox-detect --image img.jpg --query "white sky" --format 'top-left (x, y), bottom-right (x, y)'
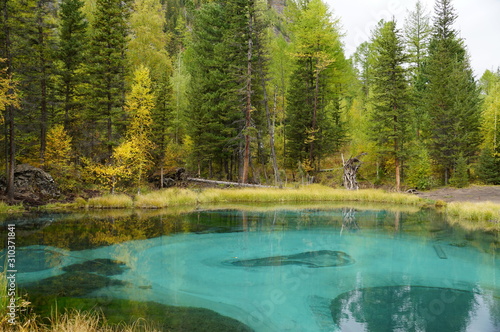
top-left (324, 0), bottom-right (500, 77)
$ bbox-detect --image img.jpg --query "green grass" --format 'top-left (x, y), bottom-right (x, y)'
top-left (0, 201), bottom-right (24, 213)
top-left (87, 194), bottom-right (133, 209)
top-left (446, 201), bottom-right (500, 231)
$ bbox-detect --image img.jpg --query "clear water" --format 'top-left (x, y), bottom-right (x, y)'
top-left (2, 206), bottom-right (500, 331)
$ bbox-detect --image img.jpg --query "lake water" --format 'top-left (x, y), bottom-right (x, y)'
top-left (1, 204), bottom-right (499, 331)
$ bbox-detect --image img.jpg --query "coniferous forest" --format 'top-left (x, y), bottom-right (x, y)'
top-left (0, 0), bottom-right (499, 197)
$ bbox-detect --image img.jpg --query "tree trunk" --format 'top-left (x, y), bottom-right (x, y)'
top-left (3, 1), bottom-right (15, 202)
top-left (342, 153), bottom-right (366, 190)
top-left (38, 7), bottom-right (48, 164)
top-left (395, 158), bottom-right (401, 192)
top-left (268, 90), bottom-right (281, 186)
top-left (242, 9), bottom-right (254, 184)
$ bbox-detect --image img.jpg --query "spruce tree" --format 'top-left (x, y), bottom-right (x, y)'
top-left (87, 0), bottom-right (131, 159)
top-left (369, 20), bottom-right (411, 191)
top-left (423, 0), bottom-right (481, 184)
top-left (285, 0), bottom-right (347, 171)
top-left (478, 147), bottom-right (500, 185)
top-left (186, 2), bottom-right (239, 178)
top-left (57, 0), bottom-right (88, 137)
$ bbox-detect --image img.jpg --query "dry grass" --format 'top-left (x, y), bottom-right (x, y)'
top-left (0, 310), bottom-right (160, 332)
top-left (134, 188), bottom-right (198, 208)
top-left (446, 201), bottom-right (500, 231)
top-left (79, 185), bottom-right (425, 209)
top-left (87, 194), bottom-right (133, 209)
top-left (197, 185), bottom-right (424, 206)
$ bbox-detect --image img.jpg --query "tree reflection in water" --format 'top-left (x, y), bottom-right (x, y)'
top-left (330, 285), bottom-right (491, 332)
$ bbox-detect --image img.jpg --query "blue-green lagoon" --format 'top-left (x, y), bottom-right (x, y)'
top-left (1, 204), bottom-right (499, 331)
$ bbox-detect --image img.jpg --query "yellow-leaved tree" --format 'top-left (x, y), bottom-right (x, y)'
top-left (121, 65), bottom-right (155, 193)
top-left (84, 66), bottom-right (155, 194)
top-left (44, 124), bottom-right (77, 191)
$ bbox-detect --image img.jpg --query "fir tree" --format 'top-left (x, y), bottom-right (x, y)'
top-left (87, 0), bottom-right (131, 159)
top-left (57, 0), bottom-right (88, 136)
top-left (369, 20), bottom-right (411, 191)
top-left (285, 0), bottom-right (347, 171)
top-left (423, 0), bottom-right (481, 184)
top-left (478, 147), bottom-right (500, 185)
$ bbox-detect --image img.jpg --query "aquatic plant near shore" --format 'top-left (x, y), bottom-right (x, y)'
top-left (134, 188), bottom-right (198, 208)
top-left (446, 201), bottom-right (500, 231)
top-left (87, 194), bottom-right (133, 209)
top-left (197, 185), bottom-right (424, 206)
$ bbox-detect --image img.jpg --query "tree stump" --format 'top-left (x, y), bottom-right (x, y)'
top-left (342, 153), bottom-right (366, 190)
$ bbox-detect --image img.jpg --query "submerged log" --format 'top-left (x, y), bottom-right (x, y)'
top-left (186, 177), bottom-right (275, 188)
top-left (342, 153), bottom-right (366, 190)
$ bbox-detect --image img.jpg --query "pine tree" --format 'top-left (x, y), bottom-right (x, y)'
top-left (87, 0), bottom-right (131, 159)
top-left (369, 20), bottom-right (411, 191)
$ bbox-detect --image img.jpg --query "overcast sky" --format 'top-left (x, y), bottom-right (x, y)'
top-left (324, 0), bottom-right (500, 77)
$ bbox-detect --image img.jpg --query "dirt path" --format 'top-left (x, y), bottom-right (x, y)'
top-left (416, 185), bottom-right (500, 203)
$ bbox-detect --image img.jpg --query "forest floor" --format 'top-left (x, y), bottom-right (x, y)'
top-left (416, 185), bottom-right (500, 203)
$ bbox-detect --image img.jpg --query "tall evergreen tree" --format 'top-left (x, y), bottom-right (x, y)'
top-left (87, 0), bottom-right (131, 159)
top-left (57, 0), bottom-right (88, 137)
top-left (186, 0), bottom-right (268, 181)
top-left (186, 2), bottom-right (239, 179)
top-left (404, 1), bottom-right (432, 75)
top-left (285, 0), bottom-right (347, 171)
top-left (423, 0), bottom-right (481, 184)
top-left (370, 20), bottom-right (411, 191)
top-left (404, 1), bottom-right (431, 139)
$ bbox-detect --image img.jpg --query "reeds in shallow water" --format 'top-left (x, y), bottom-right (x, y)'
top-left (87, 194), bottom-right (133, 209)
top-left (446, 201), bottom-right (500, 231)
top-left (134, 188), bottom-right (198, 208)
top-left (85, 185), bottom-right (425, 209)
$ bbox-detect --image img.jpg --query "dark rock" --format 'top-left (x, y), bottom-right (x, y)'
top-left (0, 164), bottom-right (60, 202)
top-left (226, 250), bottom-right (355, 268)
top-left (149, 167), bottom-right (186, 188)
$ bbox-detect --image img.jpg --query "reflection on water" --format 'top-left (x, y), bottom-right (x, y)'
top-left (1, 204), bottom-right (499, 331)
top-left (330, 286), bottom-right (498, 332)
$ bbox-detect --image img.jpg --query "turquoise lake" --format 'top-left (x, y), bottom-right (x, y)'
top-left (1, 205), bottom-right (499, 331)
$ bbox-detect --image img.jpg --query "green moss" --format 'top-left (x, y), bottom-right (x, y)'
top-left (23, 272), bottom-right (126, 297)
top-left (30, 297), bottom-right (254, 332)
top-left (62, 259), bottom-right (128, 276)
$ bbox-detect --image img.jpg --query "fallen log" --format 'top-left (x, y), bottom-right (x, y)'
top-left (186, 177), bottom-right (275, 188)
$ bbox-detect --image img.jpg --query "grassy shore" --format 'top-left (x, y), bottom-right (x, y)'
top-left (445, 201), bottom-right (500, 231)
top-left (92, 185), bottom-right (425, 209)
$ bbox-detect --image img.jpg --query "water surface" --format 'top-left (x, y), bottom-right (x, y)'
top-left (1, 205), bottom-right (499, 331)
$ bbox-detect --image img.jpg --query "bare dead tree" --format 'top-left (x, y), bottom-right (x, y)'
top-left (342, 153), bottom-right (367, 190)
